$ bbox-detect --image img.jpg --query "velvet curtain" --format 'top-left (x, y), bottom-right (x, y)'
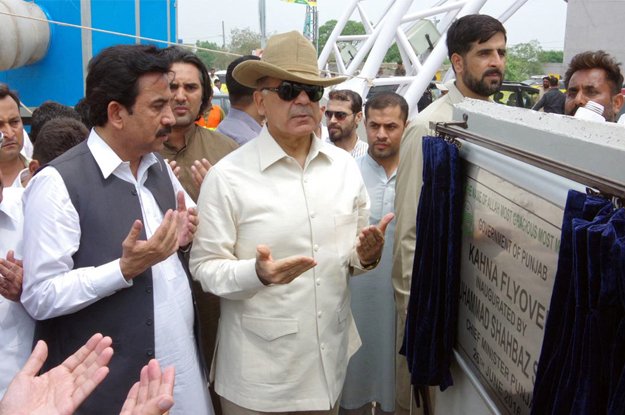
top-left (531, 190), bottom-right (625, 414)
top-left (401, 136), bottom-right (463, 391)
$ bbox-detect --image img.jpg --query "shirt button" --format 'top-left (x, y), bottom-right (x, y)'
top-left (146, 318), bottom-right (153, 326)
top-left (317, 311), bottom-right (322, 318)
top-left (146, 349), bottom-right (154, 357)
top-left (145, 287), bottom-right (152, 294)
top-left (310, 212), bottom-right (316, 218)
top-left (320, 343), bottom-right (326, 350)
top-left (316, 279), bottom-right (321, 286)
top-left (131, 189), bottom-right (138, 196)
top-left (313, 244), bottom-right (319, 252)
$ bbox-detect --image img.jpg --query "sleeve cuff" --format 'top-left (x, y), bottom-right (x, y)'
top-left (90, 259), bottom-right (133, 297)
top-left (234, 259), bottom-right (266, 292)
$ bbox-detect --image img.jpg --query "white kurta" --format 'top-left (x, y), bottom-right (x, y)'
top-left (190, 127), bottom-right (370, 411)
top-left (21, 131), bottom-right (212, 415)
top-left (341, 154), bottom-right (397, 411)
top-left (0, 187), bottom-right (34, 398)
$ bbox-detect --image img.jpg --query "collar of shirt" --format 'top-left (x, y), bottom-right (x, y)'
top-left (446, 80), bottom-right (466, 105)
top-left (228, 108), bottom-right (262, 132)
top-left (87, 129), bottom-right (159, 184)
top-left (162, 123), bottom-right (201, 154)
top-left (257, 126), bottom-right (334, 171)
top-left (7, 154), bottom-right (30, 189)
top-left (0, 187), bottom-right (24, 224)
top-left (363, 152), bottom-right (397, 181)
top-left (9, 166), bottom-right (30, 189)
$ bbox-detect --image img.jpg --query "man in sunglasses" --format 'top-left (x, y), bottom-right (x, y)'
top-left (393, 14), bottom-right (507, 414)
top-left (325, 89), bottom-right (367, 158)
top-left (190, 31), bottom-right (393, 415)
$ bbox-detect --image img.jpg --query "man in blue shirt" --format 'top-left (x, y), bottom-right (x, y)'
top-left (341, 91), bottom-right (409, 415)
top-left (216, 55), bottom-right (264, 145)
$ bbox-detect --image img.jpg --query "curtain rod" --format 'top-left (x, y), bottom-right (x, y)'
top-left (453, 350), bottom-right (502, 415)
top-left (433, 117), bottom-right (625, 203)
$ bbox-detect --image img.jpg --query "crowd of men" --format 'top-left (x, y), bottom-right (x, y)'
top-left (1, 12), bottom-right (624, 415)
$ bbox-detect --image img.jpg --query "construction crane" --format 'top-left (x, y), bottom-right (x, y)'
top-left (282, 0), bottom-right (318, 49)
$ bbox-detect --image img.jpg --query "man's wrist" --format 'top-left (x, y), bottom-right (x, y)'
top-left (360, 256), bottom-right (381, 270)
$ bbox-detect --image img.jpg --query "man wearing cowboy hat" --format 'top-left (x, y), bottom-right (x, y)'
top-left (190, 31), bottom-right (393, 415)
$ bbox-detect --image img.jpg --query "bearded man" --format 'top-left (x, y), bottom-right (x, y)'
top-left (392, 13), bottom-right (507, 415)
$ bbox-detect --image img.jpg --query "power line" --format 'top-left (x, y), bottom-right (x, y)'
top-left (0, 10), bottom-right (240, 58)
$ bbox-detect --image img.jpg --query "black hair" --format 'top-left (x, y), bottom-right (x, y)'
top-left (226, 55), bottom-right (260, 106)
top-left (0, 84), bottom-right (20, 108)
top-left (365, 91), bottom-right (409, 123)
top-left (564, 50), bottom-right (624, 95)
top-left (86, 44), bottom-right (171, 127)
top-left (33, 117), bottom-right (88, 165)
top-left (161, 46), bottom-right (212, 119)
top-left (74, 97), bottom-right (92, 130)
top-left (328, 89), bottom-right (363, 114)
top-left (30, 101), bottom-right (82, 144)
top-left (446, 14), bottom-right (507, 60)
top-left (548, 76), bottom-right (559, 87)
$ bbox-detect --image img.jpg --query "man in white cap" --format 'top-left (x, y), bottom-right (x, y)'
top-left (190, 31), bottom-right (393, 415)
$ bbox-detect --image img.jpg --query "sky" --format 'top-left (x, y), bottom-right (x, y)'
top-left (177, 0), bottom-right (568, 50)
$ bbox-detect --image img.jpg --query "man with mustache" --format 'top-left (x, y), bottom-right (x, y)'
top-left (392, 14), bottom-right (506, 414)
top-left (325, 89), bottom-right (368, 158)
top-left (563, 50), bottom-right (624, 122)
top-left (21, 44), bottom-right (212, 415)
top-left (160, 46), bottom-right (238, 203)
top-left (341, 92), bottom-right (409, 415)
top-left (190, 31), bottom-right (393, 415)
top-left (159, 45), bottom-right (239, 415)
top-left (0, 84), bottom-right (29, 188)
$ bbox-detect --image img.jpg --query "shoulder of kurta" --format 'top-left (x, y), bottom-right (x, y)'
top-left (196, 127), bottom-right (239, 149)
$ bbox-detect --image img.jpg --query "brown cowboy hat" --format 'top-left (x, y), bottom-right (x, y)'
top-left (233, 31), bottom-right (347, 88)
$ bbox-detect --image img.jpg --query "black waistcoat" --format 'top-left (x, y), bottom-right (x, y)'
top-left (34, 141), bottom-right (176, 414)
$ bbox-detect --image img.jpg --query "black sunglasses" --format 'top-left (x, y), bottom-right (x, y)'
top-left (324, 110), bottom-right (354, 121)
top-left (261, 81), bottom-right (324, 102)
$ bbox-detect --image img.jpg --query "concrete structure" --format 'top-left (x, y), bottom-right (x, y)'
top-left (563, 0), bottom-right (625, 68)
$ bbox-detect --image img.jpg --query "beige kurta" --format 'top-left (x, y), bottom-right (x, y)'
top-left (159, 124), bottom-right (238, 202)
top-left (190, 127), bottom-right (370, 411)
top-left (392, 80), bottom-right (465, 415)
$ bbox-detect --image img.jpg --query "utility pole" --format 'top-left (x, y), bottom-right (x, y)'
top-left (222, 20), bottom-right (226, 49)
top-left (259, 0), bottom-right (267, 47)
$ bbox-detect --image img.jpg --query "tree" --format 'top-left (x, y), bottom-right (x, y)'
top-left (504, 40), bottom-right (545, 81)
top-left (228, 27), bottom-right (262, 56)
top-left (383, 44), bottom-right (401, 63)
top-left (503, 40), bottom-right (564, 81)
top-left (317, 20), bottom-right (366, 55)
top-left (539, 50), bottom-right (564, 63)
top-left (195, 40), bottom-right (224, 70)
top-left (195, 28), bottom-right (262, 71)
top-left (317, 20), bottom-right (338, 55)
